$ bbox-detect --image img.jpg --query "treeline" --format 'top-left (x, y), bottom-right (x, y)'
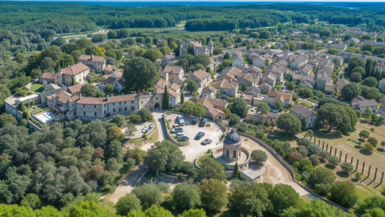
top-left (2, 2), bottom-right (385, 34)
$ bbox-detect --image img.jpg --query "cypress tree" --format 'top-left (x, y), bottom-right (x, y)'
top-left (22, 111), bottom-right (29, 120)
top-left (163, 86), bottom-right (169, 110)
top-left (180, 91), bottom-right (184, 104)
top-left (72, 77), bottom-right (76, 86)
top-left (234, 162), bottom-right (240, 179)
top-left (18, 102), bottom-right (25, 112)
top-left (242, 83), bottom-right (247, 92)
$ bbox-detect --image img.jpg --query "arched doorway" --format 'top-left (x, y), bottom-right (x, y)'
top-left (153, 103), bottom-right (160, 111)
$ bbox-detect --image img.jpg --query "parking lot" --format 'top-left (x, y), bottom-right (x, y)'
top-left (121, 122), bottom-right (155, 139)
top-left (166, 113), bottom-right (224, 162)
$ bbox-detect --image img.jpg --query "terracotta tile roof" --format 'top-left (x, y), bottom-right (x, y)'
top-left (77, 97), bottom-right (105, 105)
top-left (104, 76), bottom-right (117, 84)
top-left (191, 41), bottom-right (202, 47)
top-left (60, 63), bottom-right (89, 76)
top-left (164, 65), bottom-right (183, 75)
top-left (242, 94), bottom-right (253, 101)
top-left (79, 55), bottom-right (105, 62)
top-left (193, 70), bottom-right (210, 81)
top-left (168, 89), bottom-right (179, 98)
top-left (156, 79), bottom-right (167, 88)
top-left (41, 72), bottom-right (54, 80)
top-left (164, 53), bottom-right (175, 60)
top-left (68, 83), bottom-right (87, 94)
top-left (57, 91), bottom-right (78, 103)
top-left (107, 94), bottom-right (137, 103)
top-left (268, 90), bottom-right (292, 101)
top-left (209, 98), bottom-right (227, 108)
top-left (203, 85), bottom-right (216, 93)
top-left (170, 83), bottom-right (181, 92)
top-left (104, 65), bottom-right (123, 77)
top-left (213, 80), bottom-right (237, 90)
top-left (209, 108), bottom-right (224, 117)
top-left (222, 67), bottom-right (243, 77)
top-left (196, 97), bottom-right (214, 110)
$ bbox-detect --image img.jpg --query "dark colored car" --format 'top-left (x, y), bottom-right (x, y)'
top-left (201, 138), bottom-right (212, 145)
top-left (194, 132), bottom-right (205, 140)
top-left (199, 118), bottom-right (208, 127)
top-left (178, 136), bottom-right (189, 141)
top-left (192, 117), bottom-right (199, 124)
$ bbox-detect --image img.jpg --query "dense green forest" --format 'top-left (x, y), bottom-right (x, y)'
top-left (0, 2), bottom-right (385, 33)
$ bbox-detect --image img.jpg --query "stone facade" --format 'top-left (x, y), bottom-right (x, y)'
top-left (78, 54), bottom-right (106, 73)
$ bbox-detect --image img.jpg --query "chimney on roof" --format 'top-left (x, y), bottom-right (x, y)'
top-left (107, 94), bottom-right (109, 102)
top-left (91, 53), bottom-right (94, 60)
top-left (79, 93), bottom-right (82, 99)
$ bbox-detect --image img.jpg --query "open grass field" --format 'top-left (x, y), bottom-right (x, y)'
top-left (300, 119), bottom-right (385, 190)
top-left (30, 83), bottom-right (44, 92)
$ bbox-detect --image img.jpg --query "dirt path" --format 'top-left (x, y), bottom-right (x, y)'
top-left (102, 163), bottom-right (148, 204)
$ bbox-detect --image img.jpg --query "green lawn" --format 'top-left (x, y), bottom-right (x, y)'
top-left (30, 83), bottom-right (44, 92)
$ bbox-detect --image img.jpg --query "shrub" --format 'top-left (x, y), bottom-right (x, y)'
top-left (368, 137), bottom-right (378, 147)
top-left (288, 152), bottom-right (303, 163)
top-left (328, 156), bottom-right (340, 166)
top-left (341, 162), bottom-right (354, 173)
top-left (309, 155), bottom-right (320, 166)
top-left (355, 172), bottom-right (362, 180)
top-left (297, 138), bottom-right (312, 147)
top-left (298, 158), bottom-right (313, 172)
top-left (297, 146), bottom-right (308, 157)
top-left (364, 143), bottom-right (374, 152)
top-left (250, 150), bottom-right (268, 164)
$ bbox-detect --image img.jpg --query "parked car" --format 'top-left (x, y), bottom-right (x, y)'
top-left (195, 132), bottom-right (205, 140)
top-left (171, 127), bottom-right (183, 133)
top-left (201, 138), bottom-right (212, 145)
top-left (175, 133), bottom-right (184, 137)
top-left (178, 115), bottom-right (185, 126)
top-left (178, 136), bottom-right (189, 141)
top-left (199, 118), bottom-right (208, 127)
top-left (149, 124), bottom-right (154, 129)
top-left (141, 128), bottom-right (148, 133)
top-left (192, 117), bottom-right (199, 124)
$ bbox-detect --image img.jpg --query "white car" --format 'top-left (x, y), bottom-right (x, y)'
top-left (149, 124), bottom-right (154, 129)
top-left (178, 115), bottom-right (185, 126)
top-left (141, 128), bottom-right (148, 133)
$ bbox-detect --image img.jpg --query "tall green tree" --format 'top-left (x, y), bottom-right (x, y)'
top-left (163, 86), bottom-right (169, 110)
top-left (276, 113), bottom-right (302, 136)
top-left (198, 179), bottom-right (228, 211)
top-left (123, 57), bottom-right (159, 92)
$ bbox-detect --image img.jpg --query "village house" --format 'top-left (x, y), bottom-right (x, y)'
top-left (196, 97), bottom-right (227, 122)
top-left (289, 104), bottom-right (317, 129)
top-left (99, 70), bottom-right (126, 93)
top-left (179, 40), bottom-right (213, 57)
top-left (78, 54), bottom-right (106, 73)
top-left (104, 65), bottom-right (123, 75)
top-left (329, 44), bottom-right (347, 51)
top-left (267, 89), bottom-right (292, 107)
top-left (336, 78), bottom-right (350, 94)
top-left (351, 95), bottom-right (377, 113)
top-left (212, 79), bottom-right (238, 98)
top-left (290, 55), bottom-right (309, 70)
top-left (201, 85), bottom-right (217, 98)
top-left (163, 65), bottom-right (184, 80)
top-left (245, 85), bottom-right (261, 98)
top-left (54, 63), bottom-right (90, 86)
top-left (232, 54), bottom-right (244, 67)
top-left (315, 59), bottom-right (334, 90)
top-left (161, 53), bottom-right (177, 68)
top-left (189, 69), bottom-right (212, 88)
top-left (297, 64), bottom-right (313, 76)
top-left (237, 73), bottom-right (258, 88)
top-left (39, 72), bottom-right (55, 86)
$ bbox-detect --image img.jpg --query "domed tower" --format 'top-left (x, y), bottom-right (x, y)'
top-left (208, 40), bottom-right (213, 54)
top-left (222, 129), bottom-right (242, 162)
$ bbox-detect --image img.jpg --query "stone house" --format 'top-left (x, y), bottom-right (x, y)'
top-left (267, 89), bottom-right (292, 107)
top-left (39, 73), bottom-right (55, 86)
top-left (351, 96), bottom-right (377, 113)
top-left (289, 104), bottom-right (317, 129)
top-left (179, 40), bottom-right (212, 57)
top-left (161, 53), bottom-right (177, 68)
top-left (104, 65), bottom-right (123, 75)
top-left (78, 54), bottom-right (106, 73)
top-left (264, 65), bottom-right (285, 82)
top-left (232, 54), bottom-right (244, 67)
top-left (54, 63), bottom-right (90, 86)
top-left (209, 55), bottom-right (223, 71)
top-left (67, 83), bottom-right (87, 95)
top-left (163, 65), bottom-right (184, 80)
top-left (46, 91), bottom-right (80, 120)
top-left (237, 73), bottom-right (258, 88)
top-left (245, 110), bottom-right (280, 123)
top-left (315, 60), bottom-right (334, 90)
top-left (336, 78), bottom-right (350, 94)
top-left (212, 79), bottom-right (238, 98)
top-left (297, 64), bottom-right (313, 76)
top-left (290, 55), bottom-right (309, 70)
top-left (241, 94), bottom-right (254, 105)
top-left (196, 97), bottom-right (227, 122)
top-left (189, 69), bottom-right (212, 88)
top-left (245, 85), bottom-right (261, 98)
top-left (99, 71), bottom-right (126, 93)
top-left (202, 85), bottom-right (216, 98)
top-left (329, 44), bottom-right (347, 51)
